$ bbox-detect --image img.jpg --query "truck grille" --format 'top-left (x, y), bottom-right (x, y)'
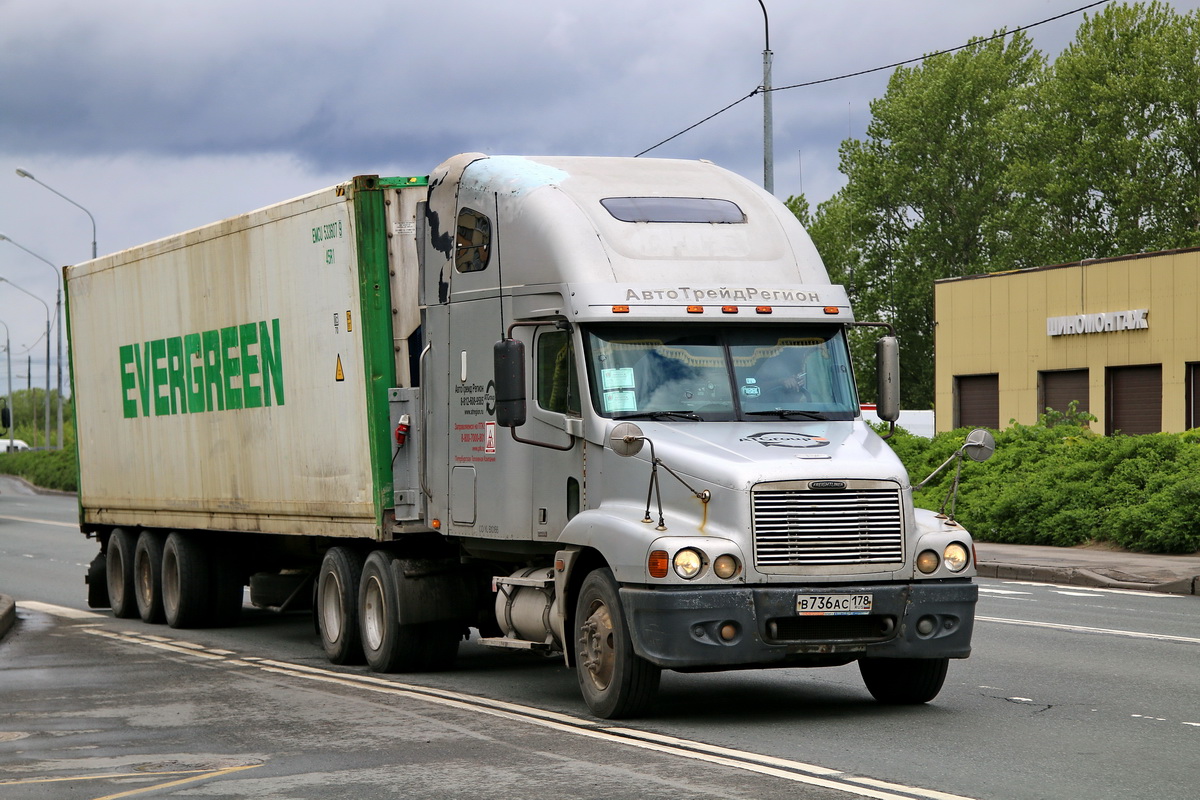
top-left (752, 483), bottom-right (904, 569)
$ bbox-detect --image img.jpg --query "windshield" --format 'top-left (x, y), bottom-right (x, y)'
top-left (582, 323), bottom-right (859, 421)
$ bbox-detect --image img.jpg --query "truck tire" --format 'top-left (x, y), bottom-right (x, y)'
top-left (317, 547), bottom-right (366, 665)
top-left (162, 532), bottom-right (213, 629)
top-left (858, 657), bottom-right (949, 704)
top-left (359, 550), bottom-right (460, 673)
top-left (133, 531), bottom-right (166, 624)
top-left (574, 568), bottom-right (660, 719)
top-left (106, 528), bottom-right (139, 619)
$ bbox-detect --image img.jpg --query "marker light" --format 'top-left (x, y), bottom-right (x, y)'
top-left (755, 306), bottom-right (772, 314)
top-left (823, 306), bottom-right (840, 315)
top-left (687, 305), bottom-right (704, 313)
top-left (648, 550), bottom-right (669, 578)
top-left (612, 305), bottom-right (630, 313)
top-left (721, 305), bottom-right (739, 314)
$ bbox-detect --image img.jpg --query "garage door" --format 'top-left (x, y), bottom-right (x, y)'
top-left (1106, 365), bottom-right (1161, 435)
top-left (955, 374), bottom-right (999, 429)
top-left (1040, 369), bottom-right (1089, 418)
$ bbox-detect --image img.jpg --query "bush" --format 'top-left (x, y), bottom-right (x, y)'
top-left (891, 421), bottom-right (1200, 554)
top-left (0, 447), bottom-right (78, 493)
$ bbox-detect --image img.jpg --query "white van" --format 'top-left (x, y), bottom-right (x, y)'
top-left (2, 439), bottom-right (30, 453)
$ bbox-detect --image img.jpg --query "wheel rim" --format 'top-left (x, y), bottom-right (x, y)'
top-left (109, 544), bottom-right (126, 600)
top-left (362, 575), bottom-right (386, 652)
top-left (162, 548), bottom-right (179, 617)
top-left (579, 599), bottom-right (616, 691)
top-left (320, 572), bottom-right (344, 643)
top-left (136, 551), bottom-right (153, 608)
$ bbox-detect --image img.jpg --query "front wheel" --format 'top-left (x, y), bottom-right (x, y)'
top-left (574, 569), bottom-right (660, 719)
top-left (858, 657), bottom-right (949, 704)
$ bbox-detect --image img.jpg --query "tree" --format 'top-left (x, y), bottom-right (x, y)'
top-left (1004, 2), bottom-right (1200, 263)
top-left (813, 32), bottom-right (1043, 407)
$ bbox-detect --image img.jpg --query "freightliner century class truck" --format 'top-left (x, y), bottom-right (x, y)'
top-left (67, 154), bottom-right (992, 718)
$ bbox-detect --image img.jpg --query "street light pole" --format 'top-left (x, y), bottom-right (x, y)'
top-left (757, 0), bottom-right (774, 195)
top-left (16, 169), bottom-right (97, 259)
top-left (0, 234), bottom-right (63, 450)
top-left (0, 318), bottom-right (12, 453)
top-left (0, 277), bottom-right (51, 449)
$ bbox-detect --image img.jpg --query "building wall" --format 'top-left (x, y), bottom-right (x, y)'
top-left (934, 248), bottom-right (1200, 434)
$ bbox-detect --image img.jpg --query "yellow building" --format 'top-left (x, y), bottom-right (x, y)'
top-left (934, 247), bottom-right (1200, 435)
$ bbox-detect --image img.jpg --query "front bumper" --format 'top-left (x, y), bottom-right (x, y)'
top-left (620, 580), bottom-right (977, 670)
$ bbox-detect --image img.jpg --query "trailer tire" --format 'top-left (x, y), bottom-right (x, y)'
top-left (162, 532), bottom-right (213, 629)
top-left (133, 531), bottom-right (166, 624)
top-left (317, 547), bottom-right (366, 665)
top-left (106, 528), bottom-right (139, 619)
top-left (858, 657), bottom-right (949, 705)
top-left (574, 568), bottom-right (660, 719)
top-left (359, 550), bottom-right (460, 673)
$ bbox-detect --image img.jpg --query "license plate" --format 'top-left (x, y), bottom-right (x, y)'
top-left (796, 593), bottom-right (873, 615)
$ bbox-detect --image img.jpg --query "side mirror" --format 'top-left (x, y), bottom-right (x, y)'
top-left (493, 339), bottom-right (526, 428)
top-left (962, 428), bottom-right (996, 462)
top-left (0, 405), bottom-right (9, 430)
top-left (875, 335), bottom-right (900, 423)
top-left (609, 421), bottom-right (646, 457)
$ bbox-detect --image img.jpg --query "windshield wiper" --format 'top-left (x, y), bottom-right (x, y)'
top-left (744, 409), bottom-right (827, 421)
top-left (613, 410), bottom-right (702, 421)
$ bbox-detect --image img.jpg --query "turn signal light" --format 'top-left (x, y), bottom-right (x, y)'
top-left (648, 550), bottom-right (669, 578)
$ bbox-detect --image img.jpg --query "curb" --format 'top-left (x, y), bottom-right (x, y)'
top-left (0, 594), bottom-right (16, 641)
top-left (976, 563), bottom-right (1199, 596)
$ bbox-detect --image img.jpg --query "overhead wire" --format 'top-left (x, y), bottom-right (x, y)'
top-left (634, 0), bottom-right (1112, 158)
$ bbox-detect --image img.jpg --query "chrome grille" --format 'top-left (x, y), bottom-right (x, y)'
top-left (753, 484), bottom-right (904, 568)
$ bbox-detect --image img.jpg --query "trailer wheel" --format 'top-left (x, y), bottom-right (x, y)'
top-left (359, 550), bottom-right (460, 673)
top-left (317, 547), bottom-right (365, 665)
top-left (106, 528), bottom-right (139, 619)
top-left (574, 568), bottom-right (660, 719)
top-left (162, 532), bottom-right (213, 628)
top-left (133, 531), bottom-right (166, 624)
top-left (858, 657), bottom-right (949, 704)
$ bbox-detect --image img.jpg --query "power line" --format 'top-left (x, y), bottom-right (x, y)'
top-left (635, 0), bottom-right (1111, 158)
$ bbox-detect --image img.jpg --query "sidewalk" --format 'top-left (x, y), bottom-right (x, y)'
top-left (975, 541), bottom-right (1200, 596)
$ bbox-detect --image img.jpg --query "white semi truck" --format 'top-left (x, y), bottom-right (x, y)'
top-left (67, 154), bottom-right (990, 718)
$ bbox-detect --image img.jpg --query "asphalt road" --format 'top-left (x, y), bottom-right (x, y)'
top-left (2, 479), bottom-right (1198, 799)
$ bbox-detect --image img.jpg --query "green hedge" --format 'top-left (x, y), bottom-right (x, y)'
top-left (0, 447), bottom-right (78, 493)
top-left (890, 420), bottom-right (1200, 554)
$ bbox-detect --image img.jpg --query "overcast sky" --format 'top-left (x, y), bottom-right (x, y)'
top-left (3, 0), bottom-right (1196, 397)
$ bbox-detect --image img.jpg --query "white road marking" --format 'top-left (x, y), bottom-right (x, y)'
top-left (16, 601), bottom-right (103, 619)
top-left (978, 588), bottom-right (1031, 595)
top-left (69, 625), bottom-right (980, 800)
top-left (979, 616), bottom-right (1200, 645)
top-left (0, 515), bottom-right (80, 528)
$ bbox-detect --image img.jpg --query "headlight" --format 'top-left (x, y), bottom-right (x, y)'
top-left (713, 554), bottom-right (740, 580)
top-left (673, 548), bottom-right (704, 579)
top-left (943, 542), bottom-right (970, 572)
top-left (916, 550), bottom-right (940, 574)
